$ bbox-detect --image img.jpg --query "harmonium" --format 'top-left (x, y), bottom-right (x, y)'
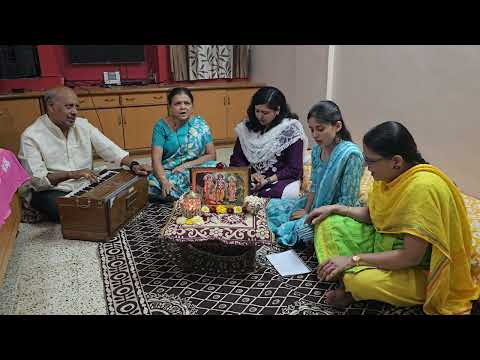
top-left (56, 169), bottom-right (148, 241)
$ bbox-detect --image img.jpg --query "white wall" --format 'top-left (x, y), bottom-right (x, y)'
top-left (331, 45), bottom-right (480, 198)
top-left (251, 45), bottom-right (480, 198)
top-left (250, 45), bottom-right (329, 146)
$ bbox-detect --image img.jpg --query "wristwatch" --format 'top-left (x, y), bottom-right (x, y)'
top-left (352, 255), bottom-right (361, 267)
top-left (129, 161), bottom-right (140, 172)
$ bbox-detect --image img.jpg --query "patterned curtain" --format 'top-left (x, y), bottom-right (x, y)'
top-left (188, 45), bottom-right (233, 80)
top-left (169, 45), bottom-right (189, 81)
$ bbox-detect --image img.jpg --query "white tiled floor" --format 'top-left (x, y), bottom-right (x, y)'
top-left (0, 147), bottom-right (234, 315)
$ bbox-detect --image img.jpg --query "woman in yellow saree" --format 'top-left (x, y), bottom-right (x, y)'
top-left (306, 121), bottom-right (479, 315)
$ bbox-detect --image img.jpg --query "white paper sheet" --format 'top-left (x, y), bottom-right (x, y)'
top-left (266, 250), bottom-right (311, 277)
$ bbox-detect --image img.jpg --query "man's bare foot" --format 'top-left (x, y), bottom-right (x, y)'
top-left (325, 288), bottom-right (355, 309)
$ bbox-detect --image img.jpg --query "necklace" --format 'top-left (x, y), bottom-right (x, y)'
top-left (167, 117), bottom-right (181, 131)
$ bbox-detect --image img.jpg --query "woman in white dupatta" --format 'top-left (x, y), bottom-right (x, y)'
top-left (229, 86), bottom-right (308, 199)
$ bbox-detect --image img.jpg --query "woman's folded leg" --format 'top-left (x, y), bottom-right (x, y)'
top-left (343, 268), bottom-right (428, 307)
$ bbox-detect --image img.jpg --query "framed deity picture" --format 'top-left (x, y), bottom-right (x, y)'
top-left (190, 166), bottom-right (250, 208)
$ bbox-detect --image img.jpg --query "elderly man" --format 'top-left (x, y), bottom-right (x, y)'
top-left (18, 86), bottom-right (150, 222)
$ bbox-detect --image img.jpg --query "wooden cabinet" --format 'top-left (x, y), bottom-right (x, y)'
top-left (191, 87), bottom-right (258, 142)
top-left (225, 88), bottom-right (258, 138)
top-left (97, 108), bottom-right (125, 148)
top-left (122, 105), bottom-right (168, 149)
top-left (120, 92), bottom-right (167, 107)
top-left (77, 109), bottom-right (102, 133)
top-left (191, 90), bottom-right (228, 140)
top-left (78, 108), bottom-right (125, 148)
top-left (78, 96), bottom-right (94, 109)
top-left (0, 82), bottom-right (263, 154)
top-left (0, 98), bottom-right (41, 153)
top-left (91, 95), bottom-right (120, 108)
top-left (79, 94), bottom-right (167, 150)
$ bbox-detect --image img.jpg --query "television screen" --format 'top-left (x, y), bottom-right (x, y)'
top-left (0, 45), bottom-right (41, 79)
top-left (67, 45), bottom-right (145, 64)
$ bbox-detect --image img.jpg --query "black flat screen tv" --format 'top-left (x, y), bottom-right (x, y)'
top-left (67, 45), bottom-right (145, 64)
top-left (0, 45), bottom-right (41, 79)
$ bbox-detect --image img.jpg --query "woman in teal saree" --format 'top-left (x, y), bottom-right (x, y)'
top-left (148, 87), bottom-right (217, 200)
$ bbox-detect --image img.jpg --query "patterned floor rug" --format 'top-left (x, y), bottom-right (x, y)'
top-left (99, 202), bottom-right (428, 315)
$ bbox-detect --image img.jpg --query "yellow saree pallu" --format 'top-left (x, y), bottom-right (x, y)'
top-left (367, 164), bottom-right (479, 314)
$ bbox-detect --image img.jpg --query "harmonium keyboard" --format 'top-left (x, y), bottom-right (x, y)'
top-left (56, 169), bottom-right (148, 241)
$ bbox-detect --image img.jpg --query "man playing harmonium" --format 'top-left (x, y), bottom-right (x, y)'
top-left (18, 86), bottom-right (150, 222)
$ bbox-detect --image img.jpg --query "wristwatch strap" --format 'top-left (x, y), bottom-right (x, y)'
top-left (129, 161), bottom-right (140, 171)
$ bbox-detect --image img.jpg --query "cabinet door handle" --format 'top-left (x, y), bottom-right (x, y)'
top-left (153, 96), bottom-right (163, 100)
top-left (118, 115), bottom-right (122, 126)
top-left (104, 98), bottom-right (115, 102)
top-left (124, 97), bottom-right (135, 101)
top-left (223, 96), bottom-right (226, 106)
top-left (227, 96), bottom-right (230, 105)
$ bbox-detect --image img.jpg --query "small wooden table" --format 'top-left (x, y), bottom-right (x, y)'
top-left (161, 199), bottom-right (274, 274)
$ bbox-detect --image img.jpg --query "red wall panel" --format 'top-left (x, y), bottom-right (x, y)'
top-left (0, 45), bottom-right (170, 93)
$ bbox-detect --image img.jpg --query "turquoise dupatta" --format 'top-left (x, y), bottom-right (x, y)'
top-left (267, 140), bottom-right (364, 247)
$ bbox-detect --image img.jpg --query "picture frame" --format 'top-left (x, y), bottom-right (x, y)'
top-left (190, 166), bottom-right (250, 208)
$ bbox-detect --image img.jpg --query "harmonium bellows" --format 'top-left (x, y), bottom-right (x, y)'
top-left (56, 169), bottom-right (148, 241)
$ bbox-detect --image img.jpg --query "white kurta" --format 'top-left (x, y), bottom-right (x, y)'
top-left (18, 114), bottom-right (128, 193)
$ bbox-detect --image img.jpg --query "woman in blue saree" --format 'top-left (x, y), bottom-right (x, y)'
top-left (148, 87), bottom-right (217, 200)
top-left (267, 101), bottom-right (364, 247)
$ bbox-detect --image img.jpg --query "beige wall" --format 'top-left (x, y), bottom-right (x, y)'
top-left (251, 45), bottom-right (479, 198)
top-left (331, 45), bottom-right (479, 198)
top-left (250, 45), bottom-right (329, 146)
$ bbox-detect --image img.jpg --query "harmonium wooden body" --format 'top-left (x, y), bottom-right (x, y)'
top-left (56, 169), bottom-right (148, 241)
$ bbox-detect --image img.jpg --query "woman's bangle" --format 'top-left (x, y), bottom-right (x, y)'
top-left (344, 206), bottom-right (351, 217)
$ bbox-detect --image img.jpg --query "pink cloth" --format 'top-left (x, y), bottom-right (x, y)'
top-left (0, 149), bottom-right (30, 227)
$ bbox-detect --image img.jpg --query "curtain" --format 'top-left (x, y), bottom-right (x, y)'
top-left (232, 45), bottom-right (250, 79)
top-left (168, 45), bottom-right (250, 81)
top-left (188, 45), bottom-right (233, 80)
top-left (169, 45), bottom-right (189, 81)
